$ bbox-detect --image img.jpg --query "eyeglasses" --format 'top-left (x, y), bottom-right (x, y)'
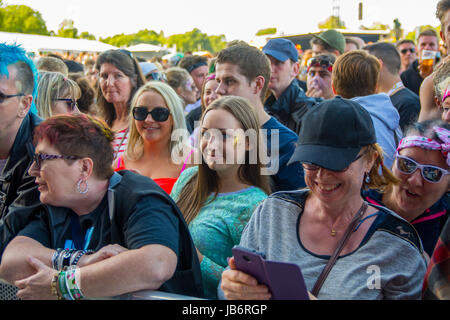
top-left (0, 91), bottom-right (24, 103)
top-left (32, 153), bottom-right (80, 170)
top-left (302, 153), bottom-right (364, 172)
top-left (307, 58), bottom-right (333, 73)
top-left (54, 98), bottom-right (78, 111)
top-left (395, 154), bottom-right (449, 183)
top-left (400, 48), bottom-right (416, 54)
top-left (132, 106), bottom-right (171, 122)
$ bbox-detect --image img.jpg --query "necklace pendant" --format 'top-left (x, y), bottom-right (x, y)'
top-left (331, 230), bottom-right (337, 237)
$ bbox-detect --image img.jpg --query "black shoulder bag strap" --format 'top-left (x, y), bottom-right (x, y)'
top-left (311, 201), bottom-right (368, 297)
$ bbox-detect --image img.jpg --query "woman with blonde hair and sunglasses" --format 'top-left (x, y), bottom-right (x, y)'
top-left (363, 119), bottom-right (450, 257)
top-left (114, 81), bottom-right (194, 195)
top-left (35, 71), bottom-right (81, 119)
top-left (171, 96), bottom-right (271, 299)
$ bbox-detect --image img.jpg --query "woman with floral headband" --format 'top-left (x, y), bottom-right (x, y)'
top-left (364, 119), bottom-right (450, 257)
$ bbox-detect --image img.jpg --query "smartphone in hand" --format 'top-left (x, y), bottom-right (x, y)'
top-left (232, 246), bottom-right (309, 300)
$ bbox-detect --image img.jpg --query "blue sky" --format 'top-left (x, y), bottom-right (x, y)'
top-left (4, 0), bottom-right (442, 41)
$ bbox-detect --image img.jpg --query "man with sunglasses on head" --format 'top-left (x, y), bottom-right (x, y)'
top-left (305, 54), bottom-right (335, 100)
top-left (0, 43), bottom-right (42, 298)
top-left (262, 38), bottom-right (320, 135)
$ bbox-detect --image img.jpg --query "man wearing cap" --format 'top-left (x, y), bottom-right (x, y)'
top-left (263, 38), bottom-right (320, 135)
top-left (310, 29), bottom-right (345, 57)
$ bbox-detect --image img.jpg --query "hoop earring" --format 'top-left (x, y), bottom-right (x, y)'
top-left (364, 172), bottom-right (371, 184)
top-left (77, 179), bottom-right (89, 195)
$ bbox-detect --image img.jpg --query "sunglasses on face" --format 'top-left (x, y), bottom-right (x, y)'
top-left (306, 58), bottom-right (333, 73)
top-left (400, 48), bottom-right (416, 54)
top-left (301, 153), bottom-right (364, 173)
top-left (395, 154), bottom-right (449, 183)
top-left (54, 98), bottom-right (78, 111)
top-left (32, 153), bottom-right (80, 170)
top-left (132, 106), bottom-right (171, 122)
top-left (0, 91), bottom-right (24, 104)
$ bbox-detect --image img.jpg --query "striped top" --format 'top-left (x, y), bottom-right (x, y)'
top-left (112, 127), bottom-right (129, 160)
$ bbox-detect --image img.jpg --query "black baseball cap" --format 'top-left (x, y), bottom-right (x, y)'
top-left (288, 97), bottom-right (376, 171)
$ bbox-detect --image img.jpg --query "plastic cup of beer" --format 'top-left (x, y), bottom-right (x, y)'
top-left (420, 50), bottom-right (437, 75)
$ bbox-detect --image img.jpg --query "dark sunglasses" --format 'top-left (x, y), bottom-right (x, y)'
top-left (0, 91), bottom-right (24, 104)
top-left (307, 58), bottom-right (333, 73)
top-left (32, 153), bottom-right (80, 170)
top-left (132, 106), bottom-right (171, 122)
top-left (395, 154), bottom-right (449, 183)
top-left (302, 153), bottom-right (364, 172)
top-left (400, 48), bottom-right (415, 54)
top-left (54, 98), bottom-right (78, 111)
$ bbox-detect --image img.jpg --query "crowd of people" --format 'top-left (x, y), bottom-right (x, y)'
top-left (0, 0), bottom-right (449, 301)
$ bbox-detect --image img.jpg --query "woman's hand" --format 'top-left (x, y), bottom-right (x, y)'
top-left (15, 256), bottom-right (57, 300)
top-left (78, 244), bottom-right (128, 267)
top-left (220, 257), bottom-right (271, 300)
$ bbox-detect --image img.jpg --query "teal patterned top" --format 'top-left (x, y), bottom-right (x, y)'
top-left (170, 166), bottom-right (268, 299)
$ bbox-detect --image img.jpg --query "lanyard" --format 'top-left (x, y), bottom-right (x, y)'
top-left (66, 212), bottom-right (94, 251)
top-left (387, 81), bottom-right (404, 96)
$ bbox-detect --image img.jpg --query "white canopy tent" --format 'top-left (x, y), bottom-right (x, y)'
top-left (0, 31), bottom-right (117, 54)
top-left (126, 43), bottom-right (164, 53)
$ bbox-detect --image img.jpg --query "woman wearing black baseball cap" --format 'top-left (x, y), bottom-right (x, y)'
top-left (220, 97), bottom-right (427, 300)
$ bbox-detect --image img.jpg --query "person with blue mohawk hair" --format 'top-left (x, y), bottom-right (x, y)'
top-left (0, 43), bottom-right (42, 299)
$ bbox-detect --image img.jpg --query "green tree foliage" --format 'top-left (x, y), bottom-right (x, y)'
top-left (100, 28), bottom-right (226, 53)
top-left (405, 25), bottom-right (440, 42)
top-left (57, 19), bottom-right (78, 38)
top-left (318, 15), bottom-right (346, 29)
top-left (79, 31), bottom-right (96, 40)
top-left (166, 28), bottom-right (226, 53)
top-left (0, 5), bottom-right (49, 35)
top-left (255, 28), bottom-right (277, 36)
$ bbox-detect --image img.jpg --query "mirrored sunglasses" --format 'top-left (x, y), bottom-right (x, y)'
top-left (395, 154), bottom-right (449, 183)
top-left (132, 106), bottom-right (171, 122)
top-left (307, 58), bottom-right (333, 73)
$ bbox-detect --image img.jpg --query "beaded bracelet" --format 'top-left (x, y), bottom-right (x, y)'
top-left (51, 273), bottom-right (63, 300)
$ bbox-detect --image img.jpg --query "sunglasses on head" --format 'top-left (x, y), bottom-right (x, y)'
top-left (307, 58), bottom-right (333, 73)
top-left (400, 48), bottom-right (415, 54)
top-left (33, 153), bottom-right (80, 170)
top-left (0, 91), bottom-right (24, 104)
top-left (54, 98), bottom-right (78, 111)
top-left (132, 106), bottom-right (171, 122)
top-left (395, 153), bottom-right (449, 183)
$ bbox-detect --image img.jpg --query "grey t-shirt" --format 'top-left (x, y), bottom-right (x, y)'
top-left (239, 191), bottom-right (427, 300)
